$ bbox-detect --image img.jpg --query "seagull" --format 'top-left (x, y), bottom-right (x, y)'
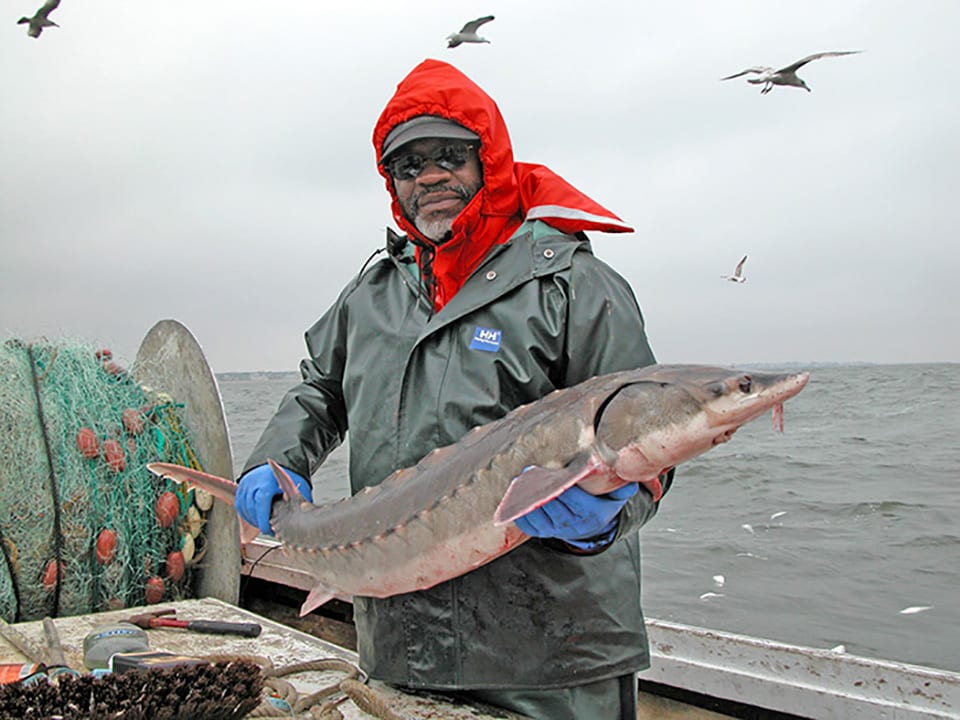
top-left (721, 255), bottom-right (748, 283)
top-left (17, 0), bottom-right (60, 38)
top-left (721, 51), bottom-right (862, 94)
top-left (447, 15), bottom-right (495, 48)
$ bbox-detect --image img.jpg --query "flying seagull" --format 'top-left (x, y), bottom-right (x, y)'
top-left (447, 15), bottom-right (495, 48)
top-left (721, 51), bottom-right (862, 94)
top-left (721, 255), bottom-right (748, 283)
top-left (17, 0), bottom-right (60, 38)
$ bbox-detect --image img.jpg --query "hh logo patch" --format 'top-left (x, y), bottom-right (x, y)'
top-left (469, 327), bottom-right (502, 352)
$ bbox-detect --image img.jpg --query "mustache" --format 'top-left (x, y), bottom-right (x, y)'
top-left (412, 183), bottom-right (472, 209)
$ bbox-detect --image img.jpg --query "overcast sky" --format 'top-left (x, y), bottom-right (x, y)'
top-left (2, 1), bottom-right (958, 372)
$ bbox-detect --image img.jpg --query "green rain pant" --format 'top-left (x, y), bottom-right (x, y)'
top-left (448, 673), bottom-right (638, 720)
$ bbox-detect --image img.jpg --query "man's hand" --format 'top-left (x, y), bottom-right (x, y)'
top-left (514, 482), bottom-right (638, 551)
top-left (236, 463), bottom-right (313, 535)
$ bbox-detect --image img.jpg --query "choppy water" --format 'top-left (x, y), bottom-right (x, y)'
top-left (217, 363), bottom-right (960, 674)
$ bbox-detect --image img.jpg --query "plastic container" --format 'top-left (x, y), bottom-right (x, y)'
top-left (82, 623), bottom-right (150, 670)
top-left (0, 663), bottom-right (45, 685)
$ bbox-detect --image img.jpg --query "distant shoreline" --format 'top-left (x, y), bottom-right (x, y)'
top-left (216, 361), bottom-right (960, 380)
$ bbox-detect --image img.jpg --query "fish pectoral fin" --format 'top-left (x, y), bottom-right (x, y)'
top-left (493, 455), bottom-right (606, 527)
top-left (299, 584), bottom-right (341, 617)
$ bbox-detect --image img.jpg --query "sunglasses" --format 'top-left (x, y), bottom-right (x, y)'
top-left (382, 143), bottom-right (477, 180)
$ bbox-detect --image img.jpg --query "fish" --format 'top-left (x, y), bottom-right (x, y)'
top-left (148, 363), bottom-right (809, 616)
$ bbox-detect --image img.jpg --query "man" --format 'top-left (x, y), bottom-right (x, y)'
top-left (237, 59), bottom-right (671, 720)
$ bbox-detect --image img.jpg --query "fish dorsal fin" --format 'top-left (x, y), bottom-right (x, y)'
top-left (268, 458), bottom-right (307, 502)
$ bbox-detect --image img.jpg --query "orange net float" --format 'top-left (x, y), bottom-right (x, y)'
top-left (155, 491), bottom-right (181, 529)
top-left (121, 408), bottom-right (145, 435)
top-left (165, 550), bottom-right (185, 583)
top-left (101, 439), bottom-right (127, 473)
top-left (144, 576), bottom-right (165, 604)
top-left (40, 559), bottom-right (65, 593)
top-left (76, 427), bottom-right (99, 459)
top-left (95, 529), bottom-right (118, 565)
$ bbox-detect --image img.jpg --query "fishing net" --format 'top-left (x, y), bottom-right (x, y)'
top-left (0, 338), bottom-right (213, 622)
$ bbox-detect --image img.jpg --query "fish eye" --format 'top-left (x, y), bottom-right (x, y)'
top-left (738, 376), bottom-right (752, 394)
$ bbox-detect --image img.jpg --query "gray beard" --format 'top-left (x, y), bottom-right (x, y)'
top-left (403, 181), bottom-right (479, 243)
top-left (415, 216), bottom-right (455, 242)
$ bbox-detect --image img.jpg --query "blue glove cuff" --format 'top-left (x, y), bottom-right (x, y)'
top-left (560, 521), bottom-right (619, 552)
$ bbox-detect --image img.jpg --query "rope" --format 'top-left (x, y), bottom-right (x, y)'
top-left (0, 527), bottom-right (22, 622)
top-left (339, 678), bottom-right (406, 720)
top-left (202, 654), bottom-right (403, 720)
top-left (159, 405), bottom-right (202, 470)
top-left (26, 344), bottom-right (64, 618)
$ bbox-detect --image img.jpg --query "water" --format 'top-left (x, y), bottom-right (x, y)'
top-left (217, 363), bottom-right (960, 675)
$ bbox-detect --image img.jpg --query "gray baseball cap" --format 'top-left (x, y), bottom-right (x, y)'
top-left (381, 115), bottom-right (479, 160)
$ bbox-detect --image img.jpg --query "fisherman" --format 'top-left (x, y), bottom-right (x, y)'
top-left (237, 58), bottom-right (671, 720)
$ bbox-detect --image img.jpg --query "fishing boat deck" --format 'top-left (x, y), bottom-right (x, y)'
top-left (1, 596), bottom-right (732, 719)
top-left (0, 598), bottom-right (531, 719)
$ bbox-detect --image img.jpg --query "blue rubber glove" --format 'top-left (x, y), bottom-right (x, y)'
top-left (236, 463), bottom-right (313, 536)
top-left (514, 482), bottom-right (639, 551)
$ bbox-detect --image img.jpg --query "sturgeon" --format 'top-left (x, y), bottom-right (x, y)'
top-left (149, 363), bottom-right (809, 616)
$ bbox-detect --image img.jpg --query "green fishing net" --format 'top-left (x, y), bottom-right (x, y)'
top-left (0, 338), bottom-right (211, 622)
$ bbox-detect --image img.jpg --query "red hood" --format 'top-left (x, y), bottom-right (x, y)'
top-left (373, 59), bottom-right (632, 310)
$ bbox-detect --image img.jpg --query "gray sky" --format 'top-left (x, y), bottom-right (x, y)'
top-left (3, 1), bottom-right (958, 372)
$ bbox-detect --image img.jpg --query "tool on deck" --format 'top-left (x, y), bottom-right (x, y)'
top-left (41, 618), bottom-right (68, 668)
top-left (41, 617), bottom-right (80, 679)
top-left (0, 618), bottom-right (46, 664)
top-left (124, 608), bottom-right (262, 638)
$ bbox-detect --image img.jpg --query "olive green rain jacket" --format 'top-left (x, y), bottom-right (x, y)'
top-left (244, 59), bottom-right (668, 690)
top-left (243, 219), bottom-right (667, 688)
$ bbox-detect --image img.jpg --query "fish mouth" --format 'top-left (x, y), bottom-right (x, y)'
top-left (713, 427), bottom-right (739, 445)
top-left (746, 370), bottom-right (809, 407)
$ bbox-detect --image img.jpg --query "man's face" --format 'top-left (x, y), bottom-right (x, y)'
top-left (388, 138), bottom-right (483, 242)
